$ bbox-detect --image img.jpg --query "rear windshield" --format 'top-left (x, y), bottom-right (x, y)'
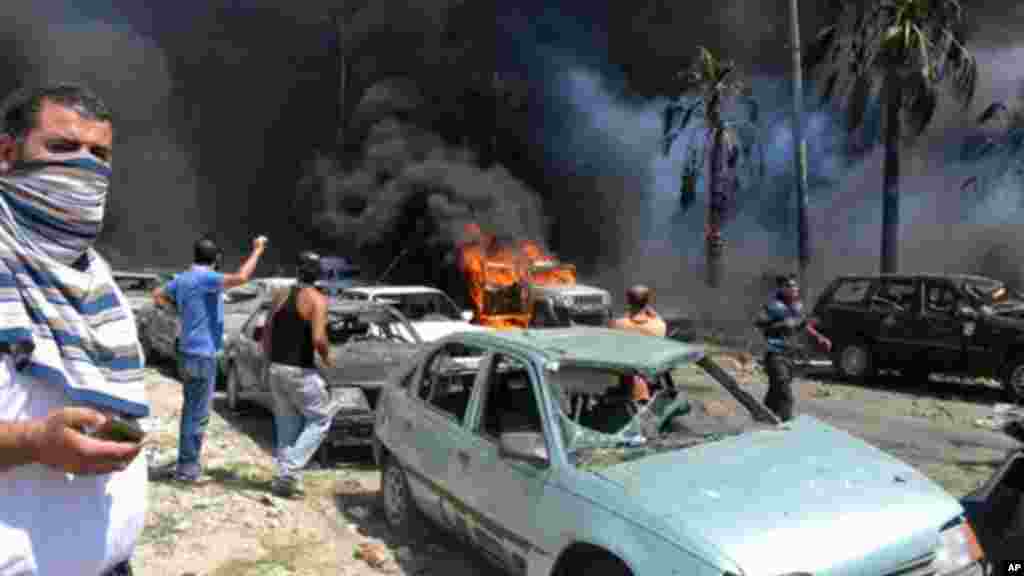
top-left (827, 279), bottom-right (872, 305)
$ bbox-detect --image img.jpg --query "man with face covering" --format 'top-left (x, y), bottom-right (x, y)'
top-left (0, 84), bottom-right (145, 575)
top-left (755, 274), bottom-right (831, 421)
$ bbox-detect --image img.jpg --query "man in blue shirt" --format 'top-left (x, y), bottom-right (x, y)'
top-left (152, 236), bottom-right (266, 481)
top-left (755, 275), bottom-right (831, 421)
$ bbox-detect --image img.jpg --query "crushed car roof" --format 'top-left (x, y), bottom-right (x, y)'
top-left (453, 327), bottom-right (705, 375)
top-left (834, 273), bottom-right (1001, 283)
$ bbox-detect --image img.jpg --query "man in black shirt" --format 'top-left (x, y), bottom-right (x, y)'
top-left (261, 251), bottom-right (335, 497)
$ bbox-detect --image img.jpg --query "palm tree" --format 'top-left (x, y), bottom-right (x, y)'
top-left (661, 46), bottom-right (765, 288)
top-left (807, 0), bottom-right (978, 274)
top-left (961, 101), bottom-right (1024, 209)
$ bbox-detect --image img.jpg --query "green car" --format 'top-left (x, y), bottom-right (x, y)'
top-left (373, 328), bottom-right (986, 576)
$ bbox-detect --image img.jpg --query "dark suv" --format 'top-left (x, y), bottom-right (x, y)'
top-left (813, 273), bottom-right (1024, 402)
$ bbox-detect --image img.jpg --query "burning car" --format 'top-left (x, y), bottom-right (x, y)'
top-left (458, 224), bottom-right (612, 329)
top-left (814, 273), bottom-right (1024, 401)
top-left (374, 328), bottom-right (985, 576)
top-left (224, 299), bottom-right (423, 454)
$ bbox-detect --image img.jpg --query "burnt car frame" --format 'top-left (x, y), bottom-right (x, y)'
top-left (223, 299), bottom-right (423, 454)
top-left (814, 274), bottom-right (1024, 402)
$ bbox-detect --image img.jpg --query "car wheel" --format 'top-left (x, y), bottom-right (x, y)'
top-left (227, 363), bottom-right (241, 412)
top-left (834, 341), bottom-right (874, 382)
top-left (555, 551), bottom-right (632, 576)
top-left (1003, 362), bottom-right (1024, 404)
top-left (380, 454), bottom-right (425, 539)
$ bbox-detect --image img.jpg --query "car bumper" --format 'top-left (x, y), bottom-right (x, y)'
top-left (326, 412), bottom-right (376, 447)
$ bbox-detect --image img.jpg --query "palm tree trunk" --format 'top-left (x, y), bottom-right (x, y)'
top-left (706, 128), bottom-right (725, 287)
top-left (882, 74), bottom-right (902, 274)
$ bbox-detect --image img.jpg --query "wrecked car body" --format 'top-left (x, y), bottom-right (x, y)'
top-left (962, 448), bottom-right (1024, 573)
top-left (374, 328), bottom-right (984, 576)
top-left (225, 300), bottom-right (422, 454)
top-left (814, 273), bottom-right (1024, 401)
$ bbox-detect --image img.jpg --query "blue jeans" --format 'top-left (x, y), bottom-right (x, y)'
top-left (268, 363), bottom-right (333, 482)
top-left (176, 353), bottom-right (217, 478)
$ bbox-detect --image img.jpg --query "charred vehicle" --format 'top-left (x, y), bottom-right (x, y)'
top-left (458, 225), bottom-right (612, 329)
top-left (814, 274), bottom-right (1024, 401)
top-left (224, 300), bottom-right (422, 455)
top-left (374, 328), bottom-right (985, 576)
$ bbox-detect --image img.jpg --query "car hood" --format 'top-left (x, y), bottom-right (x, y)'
top-left (592, 416), bottom-right (960, 576)
top-left (408, 320), bottom-right (489, 342)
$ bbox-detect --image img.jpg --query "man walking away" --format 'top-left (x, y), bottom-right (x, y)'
top-left (609, 285), bottom-right (667, 403)
top-left (261, 251), bottom-right (337, 498)
top-left (754, 274), bottom-right (831, 421)
top-left (152, 235), bottom-right (266, 482)
top-left (0, 83), bottom-right (146, 576)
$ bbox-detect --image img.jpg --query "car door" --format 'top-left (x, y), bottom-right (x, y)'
top-left (151, 304), bottom-right (179, 358)
top-left (447, 351), bottom-right (552, 576)
top-left (870, 277), bottom-right (921, 365)
top-left (395, 342), bottom-right (487, 530)
top-left (235, 310), bottom-right (269, 400)
top-left (918, 279), bottom-right (967, 371)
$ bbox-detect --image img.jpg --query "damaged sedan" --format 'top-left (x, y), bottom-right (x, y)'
top-left (374, 328), bottom-right (985, 576)
top-left (225, 300), bottom-right (423, 458)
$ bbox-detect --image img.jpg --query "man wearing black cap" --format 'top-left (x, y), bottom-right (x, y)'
top-left (261, 251), bottom-right (337, 497)
top-left (755, 274), bottom-right (831, 421)
top-left (153, 235), bottom-right (266, 481)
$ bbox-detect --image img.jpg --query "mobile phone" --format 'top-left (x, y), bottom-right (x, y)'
top-left (87, 415), bottom-right (146, 443)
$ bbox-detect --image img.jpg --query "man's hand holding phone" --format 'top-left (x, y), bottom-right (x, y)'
top-left (27, 407), bottom-right (145, 475)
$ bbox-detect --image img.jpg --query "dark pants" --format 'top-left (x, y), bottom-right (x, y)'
top-left (176, 353), bottom-right (218, 478)
top-left (102, 561), bottom-right (133, 576)
top-left (764, 352), bottom-right (795, 421)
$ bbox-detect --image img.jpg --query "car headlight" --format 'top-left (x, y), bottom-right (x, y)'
top-left (933, 521), bottom-right (984, 575)
top-left (555, 294), bottom-right (574, 308)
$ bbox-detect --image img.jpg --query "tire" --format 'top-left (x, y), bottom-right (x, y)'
top-left (833, 341), bottom-right (874, 382)
top-left (379, 454), bottom-right (426, 539)
top-left (555, 550), bottom-right (632, 576)
top-left (1002, 362), bottom-right (1024, 404)
top-left (226, 363), bottom-right (241, 412)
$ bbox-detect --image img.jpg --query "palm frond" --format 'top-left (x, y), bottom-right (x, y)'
top-left (903, 73), bottom-right (938, 140)
top-left (977, 102), bottom-right (1008, 125)
top-left (846, 74), bottom-right (873, 131)
top-left (806, 25), bottom-right (838, 70)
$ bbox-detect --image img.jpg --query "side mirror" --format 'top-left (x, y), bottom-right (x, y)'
top-left (461, 310), bottom-right (474, 322)
top-left (498, 432), bottom-right (548, 467)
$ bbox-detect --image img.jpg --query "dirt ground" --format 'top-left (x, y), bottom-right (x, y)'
top-left (135, 352), bottom-right (1019, 576)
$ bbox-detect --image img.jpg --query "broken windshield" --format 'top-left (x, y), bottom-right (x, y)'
top-left (546, 358), bottom-right (770, 470)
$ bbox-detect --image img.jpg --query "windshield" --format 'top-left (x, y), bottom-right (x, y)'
top-left (326, 309), bottom-right (417, 344)
top-left (546, 358), bottom-right (768, 470)
top-left (378, 292), bottom-right (461, 321)
top-left (528, 262), bottom-right (576, 286)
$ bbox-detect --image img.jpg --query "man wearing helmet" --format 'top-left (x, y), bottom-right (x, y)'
top-left (261, 251), bottom-right (336, 497)
top-left (152, 236), bottom-right (266, 482)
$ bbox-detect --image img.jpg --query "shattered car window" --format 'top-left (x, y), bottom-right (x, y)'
top-left (829, 279), bottom-right (871, 304)
top-left (966, 279), bottom-right (1011, 305)
top-left (327, 310), bottom-right (416, 344)
top-left (382, 293), bottom-right (461, 321)
top-left (546, 359), bottom-right (765, 471)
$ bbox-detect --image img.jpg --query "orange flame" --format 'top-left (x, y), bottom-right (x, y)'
top-left (456, 223), bottom-right (577, 329)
